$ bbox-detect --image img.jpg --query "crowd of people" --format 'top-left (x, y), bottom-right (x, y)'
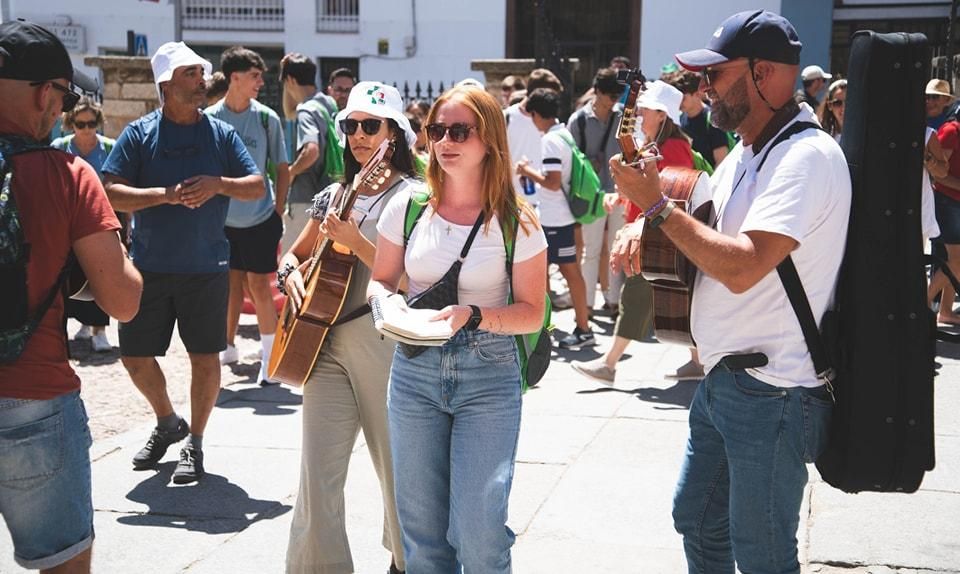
top-left (0, 7), bottom-right (953, 574)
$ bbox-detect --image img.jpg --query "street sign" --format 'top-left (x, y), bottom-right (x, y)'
top-left (47, 24), bottom-right (85, 53)
top-left (134, 34), bottom-right (148, 57)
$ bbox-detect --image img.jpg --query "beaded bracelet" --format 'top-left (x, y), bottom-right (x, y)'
top-left (276, 262), bottom-right (296, 296)
top-left (643, 195), bottom-right (669, 219)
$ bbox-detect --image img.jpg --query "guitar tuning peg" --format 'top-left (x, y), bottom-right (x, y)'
top-left (378, 176), bottom-right (386, 184)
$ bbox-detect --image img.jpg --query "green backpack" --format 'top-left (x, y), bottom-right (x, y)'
top-left (556, 130), bottom-right (605, 225)
top-left (300, 97), bottom-right (345, 182)
top-left (691, 148), bottom-right (715, 176)
top-left (402, 190), bottom-right (553, 391)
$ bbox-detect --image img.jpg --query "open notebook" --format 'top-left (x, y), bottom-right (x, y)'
top-left (370, 294), bottom-right (453, 346)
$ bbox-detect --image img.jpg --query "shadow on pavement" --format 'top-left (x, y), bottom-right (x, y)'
top-left (936, 338), bottom-right (960, 361)
top-left (69, 340), bottom-right (122, 366)
top-left (577, 379), bottom-right (697, 409)
top-left (216, 385), bottom-right (302, 415)
top-left (119, 462), bottom-right (291, 534)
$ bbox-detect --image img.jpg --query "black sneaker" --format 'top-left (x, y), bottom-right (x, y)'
top-left (558, 327), bottom-right (596, 350)
top-left (132, 418), bottom-right (190, 470)
top-left (388, 563), bottom-right (405, 574)
top-left (172, 445), bottom-right (204, 484)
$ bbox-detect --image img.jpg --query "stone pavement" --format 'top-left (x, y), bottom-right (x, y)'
top-left (1, 308), bottom-right (959, 574)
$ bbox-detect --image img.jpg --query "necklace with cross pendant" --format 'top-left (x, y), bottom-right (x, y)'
top-left (445, 224), bottom-right (452, 235)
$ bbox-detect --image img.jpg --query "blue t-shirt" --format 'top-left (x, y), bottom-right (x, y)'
top-left (102, 109), bottom-right (259, 274)
top-left (50, 134), bottom-right (115, 178)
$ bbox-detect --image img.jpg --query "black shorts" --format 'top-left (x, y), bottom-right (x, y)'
top-left (543, 224), bottom-right (577, 264)
top-left (935, 192), bottom-right (960, 245)
top-left (119, 271), bottom-right (229, 356)
top-left (225, 211), bottom-right (283, 273)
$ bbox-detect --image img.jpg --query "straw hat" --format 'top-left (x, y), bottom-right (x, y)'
top-left (926, 79), bottom-right (953, 98)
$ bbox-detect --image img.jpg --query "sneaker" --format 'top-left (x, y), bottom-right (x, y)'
top-left (172, 445), bottom-right (204, 484)
top-left (388, 564), bottom-right (405, 574)
top-left (558, 327), bottom-right (596, 350)
top-left (91, 330), bottom-right (112, 352)
top-left (571, 358), bottom-right (616, 384)
top-left (73, 325), bottom-right (92, 341)
top-left (551, 291), bottom-right (573, 310)
top-left (665, 360), bottom-right (705, 380)
top-left (600, 302), bottom-right (620, 318)
top-left (219, 344), bottom-right (239, 365)
top-left (132, 418), bottom-right (190, 470)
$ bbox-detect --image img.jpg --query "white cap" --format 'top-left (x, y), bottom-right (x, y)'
top-left (636, 80), bottom-right (683, 126)
top-left (801, 65), bottom-right (832, 81)
top-left (150, 41), bottom-right (212, 101)
top-left (335, 81), bottom-right (418, 147)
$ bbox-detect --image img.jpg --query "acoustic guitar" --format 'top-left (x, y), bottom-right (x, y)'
top-left (268, 139), bottom-right (398, 386)
top-left (616, 69), bottom-right (712, 347)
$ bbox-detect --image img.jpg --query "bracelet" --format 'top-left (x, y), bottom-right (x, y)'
top-left (276, 262), bottom-right (296, 295)
top-left (642, 195), bottom-right (668, 219)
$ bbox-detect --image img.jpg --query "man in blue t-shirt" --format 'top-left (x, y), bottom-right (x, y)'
top-left (103, 42), bottom-right (263, 484)
top-left (206, 46), bottom-right (289, 385)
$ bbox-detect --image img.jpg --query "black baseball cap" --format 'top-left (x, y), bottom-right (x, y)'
top-left (0, 20), bottom-right (98, 93)
top-left (675, 10), bottom-right (802, 71)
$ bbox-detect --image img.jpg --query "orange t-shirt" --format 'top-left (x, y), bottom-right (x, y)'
top-left (0, 150), bottom-right (120, 400)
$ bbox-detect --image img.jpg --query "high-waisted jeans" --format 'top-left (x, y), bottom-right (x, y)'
top-left (388, 329), bottom-right (522, 574)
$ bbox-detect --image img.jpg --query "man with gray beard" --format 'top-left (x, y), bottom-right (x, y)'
top-left (610, 11), bottom-right (851, 573)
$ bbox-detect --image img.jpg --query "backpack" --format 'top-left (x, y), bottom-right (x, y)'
top-left (690, 148), bottom-right (715, 176)
top-left (0, 137), bottom-right (76, 364)
top-left (300, 96), bottom-right (345, 182)
top-left (555, 130), bottom-right (605, 225)
top-left (403, 190), bottom-right (553, 391)
top-left (258, 109), bottom-right (278, 187)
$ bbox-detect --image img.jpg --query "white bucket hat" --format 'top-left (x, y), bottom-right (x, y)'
top-left (636, 80), bottom-right (683, 126)
top-left (335, 81), bottom-right (418, 148)
top-left (150, 41), bottom-right (212, 102)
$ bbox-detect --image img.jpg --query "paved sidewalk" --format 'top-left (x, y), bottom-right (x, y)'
top-left (1, 309), bottom-right (959, 573)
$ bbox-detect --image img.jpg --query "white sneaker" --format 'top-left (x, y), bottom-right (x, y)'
top-left (74, 325), bottom-right (92, 341)
top-left (220, 344), bottom-right (239, 365)
top-left (91, 330), bottom-right (112, 352)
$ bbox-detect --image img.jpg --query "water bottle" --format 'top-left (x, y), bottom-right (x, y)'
top-left (521, 175), bottom-right (536, 196)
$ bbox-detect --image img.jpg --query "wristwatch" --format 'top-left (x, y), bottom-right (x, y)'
top-left (464, 305), bottom-right (483, 331)
top-left (648, 200), bottom-right (676, 229)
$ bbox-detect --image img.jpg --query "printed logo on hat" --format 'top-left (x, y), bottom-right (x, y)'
top-left (367, 85), bottom-right (387, 106)
top-left (713, 27), bottom-right (724, 38)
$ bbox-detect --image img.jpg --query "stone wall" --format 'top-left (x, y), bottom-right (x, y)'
top-left (84, 56), bottom-right (159, 139)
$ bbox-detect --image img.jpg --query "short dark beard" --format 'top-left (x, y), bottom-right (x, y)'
top-left (710, 75), bottom-right (750, 132)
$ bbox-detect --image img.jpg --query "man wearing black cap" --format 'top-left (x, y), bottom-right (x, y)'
top-left (610, 10), bottom-right (851, 572)
top-left (0, 20), bottom-right (142, 573)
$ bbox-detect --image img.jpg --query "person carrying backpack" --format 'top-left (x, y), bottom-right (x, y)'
top-left (279, 52), bottom-right (344, 253)
top-left (0, 20), bottom-right (142, 573)
top-left (611, 11), bottom-right (851, 572)
top-left (516, 87), bottom-right (596, 349)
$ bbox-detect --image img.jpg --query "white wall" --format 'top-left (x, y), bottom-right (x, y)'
top-left (640, 0), bottom-right (781, 77)
top-left (9, 0), bottom-right (174, 81)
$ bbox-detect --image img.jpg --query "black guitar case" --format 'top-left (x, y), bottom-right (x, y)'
top-left (815, 31), bottom-right (936, 493)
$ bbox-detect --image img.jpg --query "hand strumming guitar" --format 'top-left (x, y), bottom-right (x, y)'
top-left (320, 212), bottom-right (366, 254)
top-left (610, 221), bottom-right (644, 277)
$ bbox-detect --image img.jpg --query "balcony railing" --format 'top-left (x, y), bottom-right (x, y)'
top-left (182, 0), bottom-right (284, 32)
top-left (316, 0), bottom-right (359, 33)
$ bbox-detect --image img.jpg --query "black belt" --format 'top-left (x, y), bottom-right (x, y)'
top-left (717, 352), bottom-right (768, 371)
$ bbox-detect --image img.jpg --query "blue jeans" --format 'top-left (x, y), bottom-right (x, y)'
top-left (672, 366), bottom-right (833, 574)
top-left (388, 329), bottom-right (522, 574)
top-left (0, 391), bottom-right (94, 570)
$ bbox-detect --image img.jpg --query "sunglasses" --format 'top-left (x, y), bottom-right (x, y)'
top-left (700, 59), bottom-right (752, 88)
top-left (425, 122), bottom-right (476, 143)
top-left (926, 94), bottom-right (948, 101)
top-left (30, 81), bottom-right (80, 113)
top-left (73, 120), bottom-right (98, 130)
top-left (340, 118), bottom-right (383, 136)
top-left (828, 99), bottom-right (845, 109)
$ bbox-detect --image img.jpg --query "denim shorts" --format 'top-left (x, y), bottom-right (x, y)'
top-left (0, 391), bottom-right (94, 570)
top-left (934, 192), bottom-right (960, 244)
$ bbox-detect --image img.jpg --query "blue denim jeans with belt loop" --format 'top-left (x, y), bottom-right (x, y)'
top-left (671, 364), bottom-right (833, 574)
top-left (388, 329), bottom-right (522, 574)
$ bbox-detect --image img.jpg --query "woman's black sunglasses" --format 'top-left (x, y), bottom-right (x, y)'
top-left (339, 118), bottom-right (383, 136)
top-left (425, 123), bottom-right (476, 143)
top-left (73, 120), bottom-right (99, 130)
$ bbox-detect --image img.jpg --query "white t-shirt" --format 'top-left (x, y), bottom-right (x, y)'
top-left (506, 103), bottom-right (543, 203)
top-left (691, 106), bottom-right (852, 388)
top-left (377, 187), bottom-right (548, 308)
top-left (539, 123), bottom-right (575, 227)
top-left (922, 127), bottom-right (941, 241)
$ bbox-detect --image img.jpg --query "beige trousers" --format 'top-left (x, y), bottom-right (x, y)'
top-left (285, 318), bottom-right (404, 574)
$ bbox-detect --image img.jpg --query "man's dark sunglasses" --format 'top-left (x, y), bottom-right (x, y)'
top-left (31, 81), bottom-right (80, 113)
top-left (425, 122), bottom-right (476, 143)
top-left (73, 120), bottom-right (98, 130)
top-left (340, 118), bottom-right (383, 136)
